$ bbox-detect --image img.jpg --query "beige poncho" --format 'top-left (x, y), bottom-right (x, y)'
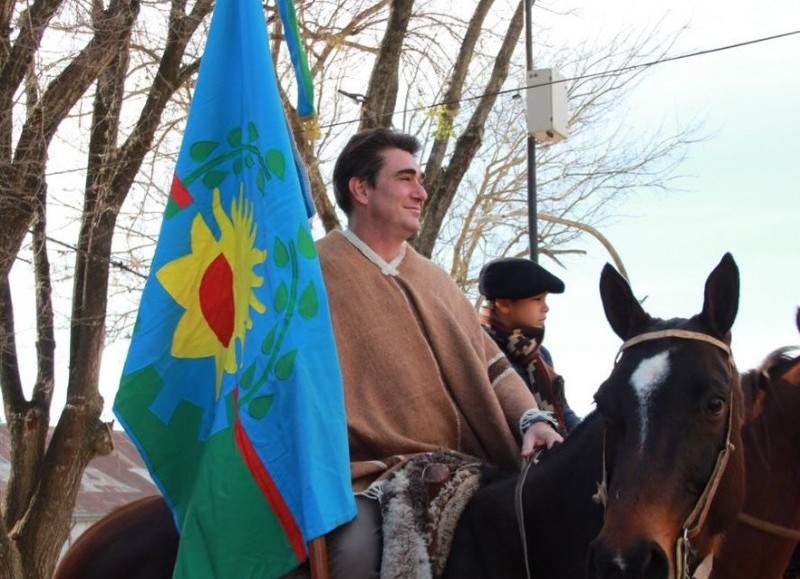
top-left (318, 231), bottom-right (538, 491)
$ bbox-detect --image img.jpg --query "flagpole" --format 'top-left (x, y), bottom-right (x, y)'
top-left (308, 537), bottom-right (330, 579)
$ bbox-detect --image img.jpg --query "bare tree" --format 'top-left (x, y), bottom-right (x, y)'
top-left (435, 26), bottom-right (702, 298)
top-left (0, 1), bottom-right (215, 576)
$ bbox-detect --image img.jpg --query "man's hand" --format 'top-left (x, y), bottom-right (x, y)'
top-left (521, 421), bottom-right (563, 457)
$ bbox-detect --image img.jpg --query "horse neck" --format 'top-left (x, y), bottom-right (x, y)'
top-left (741, 367), bottom-right (800, 525)
top-left (523, 411), bottom-right (605, 527)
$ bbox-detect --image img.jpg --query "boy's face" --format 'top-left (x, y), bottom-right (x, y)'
top-left (496, 293), bottom-right (550, 329)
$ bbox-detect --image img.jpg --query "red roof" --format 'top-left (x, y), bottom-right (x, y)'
top-left (0, 426), bottom-right (159, 518)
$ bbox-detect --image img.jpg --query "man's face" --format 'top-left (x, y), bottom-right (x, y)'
top-left (355, 148), bottom-right (427, 238)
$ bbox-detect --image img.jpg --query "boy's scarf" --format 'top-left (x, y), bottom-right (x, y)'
top-left (479, 303), bottom-right (567, 432)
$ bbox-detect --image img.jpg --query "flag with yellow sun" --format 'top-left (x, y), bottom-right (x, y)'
top-left (113, 0), bottom-right (356, 577)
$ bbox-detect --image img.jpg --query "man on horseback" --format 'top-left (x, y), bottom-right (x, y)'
top-left (283, 128), bottom-right (563, 578)
top-left (478, 258), bottom-right (581, 435)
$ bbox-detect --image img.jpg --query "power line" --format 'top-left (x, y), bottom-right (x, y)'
top-left (16, 232), bottom-right (148, 279)
top-left (38, 28), bottom-right (800, 181)
top-left (324, 29), bottom-right (800, 129)
top-left (25, 27), bottom-right (800, 274)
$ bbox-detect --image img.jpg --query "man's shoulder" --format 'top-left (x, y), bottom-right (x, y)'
top-left (316, 230), bottom-right (348, 260)
top-left (316, 230), bottom-right (342, 249)
top-left (403, 244), bottom-right (451, 278)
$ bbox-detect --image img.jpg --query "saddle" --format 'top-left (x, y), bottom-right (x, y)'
top-left (379, 450), bottom-right (483, 579)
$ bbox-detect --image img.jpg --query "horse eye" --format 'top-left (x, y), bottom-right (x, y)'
top-left (706, 397), bottom-right (726, 416)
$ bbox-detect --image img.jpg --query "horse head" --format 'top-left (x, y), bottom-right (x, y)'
top-left (587, 253), bottom-right (745, 579)
top-left (711, 308), bottom-right (800, 579)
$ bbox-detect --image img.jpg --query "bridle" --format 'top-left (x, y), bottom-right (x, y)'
top-left (736, 512), bottom-right (800, 541)
top-left (595, 329), bottom-right (737, 579)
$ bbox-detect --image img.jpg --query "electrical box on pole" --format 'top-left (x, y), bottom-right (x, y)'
top-left (526, 68), bottom-right (568, 143)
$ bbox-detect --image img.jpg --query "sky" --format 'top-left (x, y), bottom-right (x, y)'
top-left (3, 1), bottom-right (799, 424)
top-left (535, 0), bottom-right (800, 416)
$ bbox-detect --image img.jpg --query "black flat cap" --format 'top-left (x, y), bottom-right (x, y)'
top-left (479, 257), bottom-right (565, 300)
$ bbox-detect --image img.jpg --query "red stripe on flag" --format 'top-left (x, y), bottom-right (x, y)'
top-left (171, 174), bottom-right (194, 208)
top-left (234, 415), bottom-right (307, 562)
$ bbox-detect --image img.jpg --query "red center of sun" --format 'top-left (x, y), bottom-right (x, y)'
top-left (199, 253), bottom-right (235, 347)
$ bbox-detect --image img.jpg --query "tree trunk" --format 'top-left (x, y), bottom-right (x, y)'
top-left (359, 0), bottom-right (415, 130)
top-left (415, 0), bottom-right (524, 257)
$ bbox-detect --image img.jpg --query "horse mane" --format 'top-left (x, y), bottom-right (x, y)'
top-left (758, 346), bottom-right (800, 381)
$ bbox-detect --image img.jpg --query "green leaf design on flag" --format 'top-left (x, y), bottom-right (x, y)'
top-left (274, 281), bottom-right (289, 313)
top-left (190, 141), bottom-right (218, 162)
top-left (266, 149), bottom-right (285, 179)
top-left (178, 122), bottom-right (288, 201)
top-left (249, 394), bottom-right (274, 419)
top-left (274, 238), bottom-right (289, 267)
top-left (262, 326), bottom-right (276, 354)
top-left (228, 127), bottom-right (243, 147)
top-left (203, 170), bottom-right (227, 188)
top-left (240, 237), bottom-right (310, 416)
top-left (298, 282), bottom-right (318, 319)
top-left (257, 170), bottom-right (266, 193)
top-left (240, 363), bottom-right (256, 390)
top-left (275, 350), bottom-right (297, 381)
top-left (247, 121), bottom-right (259, 142)
top-left (297, 226), bottom-right (317, 259)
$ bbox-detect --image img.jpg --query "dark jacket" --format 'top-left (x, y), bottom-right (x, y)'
top-left (489, 335), bottom-right (581, 435)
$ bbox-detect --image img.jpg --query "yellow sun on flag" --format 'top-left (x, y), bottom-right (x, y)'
top-left (157, 186), bottom-right (267, 395)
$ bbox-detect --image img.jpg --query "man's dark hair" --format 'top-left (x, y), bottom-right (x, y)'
top-left (332, 127), bottom-right (421, 215)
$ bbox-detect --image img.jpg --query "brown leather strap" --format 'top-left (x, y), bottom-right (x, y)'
top-left (619, 330), bottom-right (732, 361)
top-left (737, 512), bottom-right (800, 541)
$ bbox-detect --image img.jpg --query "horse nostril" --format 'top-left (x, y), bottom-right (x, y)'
top-left (587, 539), bottom-right (669, 579)
top-left (587, 541), bottom-right (625, 578)
top-left (637, 541), bottom-right (669, 578)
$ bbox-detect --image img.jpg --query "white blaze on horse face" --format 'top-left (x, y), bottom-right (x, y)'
top-left (629, 350), bottom-right (671, 450)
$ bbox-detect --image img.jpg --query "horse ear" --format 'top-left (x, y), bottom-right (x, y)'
top-left (600, 263), bottom-right (648, 340)
top-left (700, 252), bottom-right (740, 337)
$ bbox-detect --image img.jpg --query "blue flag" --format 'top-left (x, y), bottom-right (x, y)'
top-left (113, 0), bottom-right (356, 576)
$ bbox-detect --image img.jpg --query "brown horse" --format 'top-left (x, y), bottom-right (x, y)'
top-left (56, 254), bottom-right (745, 579)
top-left (711, 309), bottom-right (800, 579)
top-left (53, 494), bottom-right (177, 579)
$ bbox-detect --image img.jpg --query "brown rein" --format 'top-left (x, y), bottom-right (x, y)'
top-left (603, 329), bottom-right (738, 579)
top-left (737, 512), bottom-right (800, 542)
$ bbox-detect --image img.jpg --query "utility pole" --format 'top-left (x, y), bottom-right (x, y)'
top-left (523, 0), bottom-right (568, 263)
top-left (524, 0), bottom-right (537, 262)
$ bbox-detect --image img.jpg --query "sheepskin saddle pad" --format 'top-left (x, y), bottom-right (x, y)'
top-left (380, 450), bottom-right (483, 579)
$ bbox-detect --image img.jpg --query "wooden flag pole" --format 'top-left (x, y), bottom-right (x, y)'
top-left (309, 537), bottom-right (330, 579)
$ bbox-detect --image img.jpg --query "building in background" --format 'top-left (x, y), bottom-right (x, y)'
top-left (0, 426), bottom-right (158, 557)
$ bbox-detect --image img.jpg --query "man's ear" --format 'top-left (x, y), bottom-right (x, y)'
top-left (349, 176), bottom-right (368, 207)
top-left (494, 298), bottom-right (513, 315)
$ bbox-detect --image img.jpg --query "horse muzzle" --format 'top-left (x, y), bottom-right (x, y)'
top-left (587, 537), bottom-right (670, 579)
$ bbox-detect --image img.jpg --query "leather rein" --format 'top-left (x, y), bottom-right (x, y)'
top-left (737, 511), bottom-right (800, 541)
top-left (514, 329), bottom-right (737, 579)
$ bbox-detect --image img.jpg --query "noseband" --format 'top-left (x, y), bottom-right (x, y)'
top-left (594, 329), bottom-right (737, 579)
